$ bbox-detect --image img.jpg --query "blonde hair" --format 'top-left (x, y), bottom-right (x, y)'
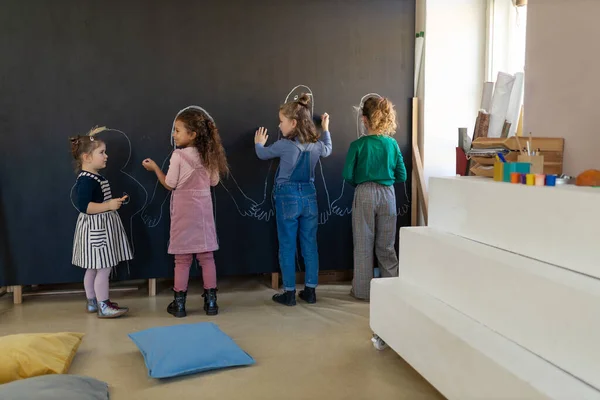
top-left (279, 93), bottom-right (319, 144)
top-left (362, 97), bottom-right (397, 135)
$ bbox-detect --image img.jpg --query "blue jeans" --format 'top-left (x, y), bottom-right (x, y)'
top-left (274, 183), bottom-right (319, 291)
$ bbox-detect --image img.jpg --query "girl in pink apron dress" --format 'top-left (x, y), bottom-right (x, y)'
top-left (143, 107), bottom-right (229, 317)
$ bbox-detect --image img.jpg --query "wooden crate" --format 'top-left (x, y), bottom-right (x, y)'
top-left (470, 137), bottom-right (564, 177)
top-left (472, 137), bottom-right (564, 152)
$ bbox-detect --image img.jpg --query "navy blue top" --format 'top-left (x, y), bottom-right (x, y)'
top-left (74, 171), bottom-right (112, 214)
top-left (255, 131), bottom-right (332, 184)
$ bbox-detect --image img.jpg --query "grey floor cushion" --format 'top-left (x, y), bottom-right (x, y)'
top-left (0, 374), bottom-right (109, 400)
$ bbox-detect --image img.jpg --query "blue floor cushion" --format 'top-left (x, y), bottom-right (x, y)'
top-left (0, 375), bottom-right (109, 400)
top-left (128, 322), bottom-right (255, 379)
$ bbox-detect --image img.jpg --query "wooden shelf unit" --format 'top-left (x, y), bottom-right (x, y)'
top-left (469, 137), bottom-right (564, 178)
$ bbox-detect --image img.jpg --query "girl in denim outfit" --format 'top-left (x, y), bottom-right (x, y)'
top-left (254, 94), bottom-right (332, 306)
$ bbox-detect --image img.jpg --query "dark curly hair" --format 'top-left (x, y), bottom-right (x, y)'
top-left (279, 93), bottom-right (319, 144)
top-left (176, 109), bottom-right (229, 177)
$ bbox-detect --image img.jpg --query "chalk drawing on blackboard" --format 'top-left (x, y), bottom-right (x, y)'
top-left (140, 106), bottom-right (213, 230)
top-left (69, 127), bottom-right (149, 275)
top-left (355, 93), bottom-right (384, 138)
top-left (350, 92), bottom-right (411, 217)
top-left (327, 94), bottom-right (385, 218)
top-left (286, 85), bottom-right (336, 224)
top-left (172, 106), bottom-right (259, 219)
top-left (139, 150), bottom-right (172, 228)
top-left (247, 84), bottom-right (343, 225)
top-left (139, 105), bottom-right (259, 233)
top-left (244, 85), bottom-right (317, 222)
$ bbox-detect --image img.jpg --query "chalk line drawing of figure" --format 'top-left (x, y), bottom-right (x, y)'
top-left (139, 106), bottom-right (258, 229)
top-left (330, 93), bottom-right (411, 218)
top-left (250, 84), bottom-right (342, 225)
top-left (69, 126), bottom-right (149, 275)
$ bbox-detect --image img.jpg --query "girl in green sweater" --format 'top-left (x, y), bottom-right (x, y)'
top-left (342, 96), bottom-right (407, 300)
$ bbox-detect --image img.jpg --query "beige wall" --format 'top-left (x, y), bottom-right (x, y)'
top-left (524, 0), bottom-right (600, 176)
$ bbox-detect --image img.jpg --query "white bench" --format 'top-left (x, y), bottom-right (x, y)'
top-left (428, 176), bottom-right (600, 279)
top-left (370, 278), bottom-right (600, 400)
top-left (370, 176), bottom-right (600, 399)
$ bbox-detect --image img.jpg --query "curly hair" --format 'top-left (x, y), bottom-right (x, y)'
top-left (69, 127), bottom-right (106, 172)
top-left (279, 93), bottom-right (319, 144)
top-left (176, 109), bottom-right (229, 177)
top-left (362, 96), bottom-right (397, 135)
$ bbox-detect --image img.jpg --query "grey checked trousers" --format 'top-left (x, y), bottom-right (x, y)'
top-left (351, 182), bottom-right (399, 300)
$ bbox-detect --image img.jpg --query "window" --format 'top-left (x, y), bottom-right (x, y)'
top-left (486, 0), bottom-right (527, 80)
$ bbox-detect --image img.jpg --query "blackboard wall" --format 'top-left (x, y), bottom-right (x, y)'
top-left (0, 0), bottom-right (415, 286)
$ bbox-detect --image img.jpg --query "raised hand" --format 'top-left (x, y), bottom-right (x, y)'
top-left (254, 127), bottom-right (268, 146)
top-left (321, 113), bottom-right (330, 131)
top-left (142, 158), bottom-right (158, 172)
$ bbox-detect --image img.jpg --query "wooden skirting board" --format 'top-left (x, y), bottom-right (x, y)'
top-left (7, 273), bottom-right (350, 301)
top-left (270, 270), bottom-right (353, 290)
top-left (8, 281), bottom-right (153, 305)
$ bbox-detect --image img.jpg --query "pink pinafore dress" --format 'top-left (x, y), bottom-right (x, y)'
top-left (167, 148), bottom-right (218, 255)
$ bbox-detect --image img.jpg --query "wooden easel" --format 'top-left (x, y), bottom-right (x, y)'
top-left (411, 97), bottom-right (428, 225)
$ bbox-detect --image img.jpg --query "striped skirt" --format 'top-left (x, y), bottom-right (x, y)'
top-left (72, 211), bottom-right (133, 269)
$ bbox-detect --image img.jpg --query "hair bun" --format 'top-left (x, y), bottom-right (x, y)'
top-left (296, 93), bottom-right (311, 107)
top-left (69, 135), bottom-right (81, 157)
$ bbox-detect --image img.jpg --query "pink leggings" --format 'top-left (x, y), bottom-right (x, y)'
top-left (174, 252), bottom-right (217, 291)
top-left (83, 268), bottom-right (112, 302)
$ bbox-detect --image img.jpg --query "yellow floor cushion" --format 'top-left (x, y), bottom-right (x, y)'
top-left (0, 332), bottom-right (84, 384)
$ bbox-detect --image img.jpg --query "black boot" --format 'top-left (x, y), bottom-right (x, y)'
top-left (299, 287), bottom-right (316, 304)
top-left (167, 290), bottom-right (187, 318)
top-left (272, 290), bottom-right (296, 306)
top-left (203, 289), bottom-right (219, 316)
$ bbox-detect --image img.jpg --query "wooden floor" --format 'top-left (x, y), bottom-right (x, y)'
top-left (0, 279), bottom-right (443, 400)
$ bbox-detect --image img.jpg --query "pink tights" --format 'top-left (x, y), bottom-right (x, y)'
top-left (83, 268), bottom-right (112, 302)
top-left (174, 252), bottom-right (217, 291)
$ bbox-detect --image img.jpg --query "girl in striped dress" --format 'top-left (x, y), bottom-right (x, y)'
top-left (70, 130), bottom-right (132, 318)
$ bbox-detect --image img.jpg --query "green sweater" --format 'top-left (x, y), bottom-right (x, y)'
top-left (342, 135), bottom-right (407, 187)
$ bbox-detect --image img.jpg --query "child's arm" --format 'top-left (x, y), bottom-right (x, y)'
top-left (143, 155), bottom-right (175, 191)
top-left (254, 127), bottom-right (282, 160)
top-left (394, 144), bottom-right (407, 183)
top-left (319, 130), bottom-right (332, 158)
top-left (76, 178), bottom-right (126, 214)
top-left (87, 198), bottom-right (126, 214)
top-left (342, 142), bottom-right (357, 187)
top-left (319, 113), bottom-right (333, 158)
